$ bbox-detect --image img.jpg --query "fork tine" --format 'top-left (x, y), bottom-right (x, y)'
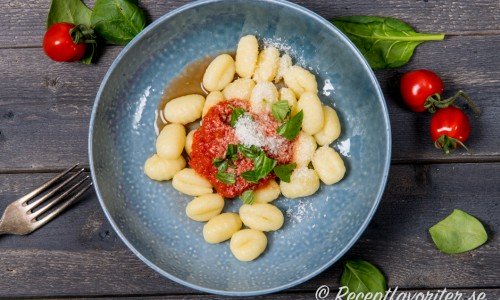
top-left (30, 176), bottom-right (89, 220)
top-left (34, 182), bottom-right (92, 228)
top-left (25, 168), bottom-right (85, 211)
top-left (17, 164), bottom-right (79, 204)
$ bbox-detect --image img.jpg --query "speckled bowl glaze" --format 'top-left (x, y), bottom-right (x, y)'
top-left (89, 0), bottom-right (391, 296)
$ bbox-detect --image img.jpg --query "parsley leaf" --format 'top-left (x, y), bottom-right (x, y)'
top-left (230, 107), bottom-right (246, 127)
top-left (241, 190), bottom-right (254, 205)
top-left (273, 163), bottom-right (297, 183)
top-left (272, 100), bottom-right (291, 122)
top-left (238, 144), bottom-right (262, 159)
top-left (277, 110), bottom-right (303, 140)
top-left (216, 171), bottom-right (236, 185)
top-left (241, 152), bottom-right (276, 183)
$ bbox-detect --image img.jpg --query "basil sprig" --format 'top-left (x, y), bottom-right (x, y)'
top-left (242, 152), bottom-right (276, 183)
top-left (429, 209), bottom-right (488, 254)
top-left (340, 260), bottom-right (387, 297)
top-left (271, 100), bottom-right (291, 122)
top-left (277, 110), bottom-right (303, 140)
top-left (240, 190), bottom-right (254, 205)
top-left (273, 163), bottom-right (297, 183)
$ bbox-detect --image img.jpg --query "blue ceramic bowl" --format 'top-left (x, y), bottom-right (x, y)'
top-left (89, 0), bottom-right (391, 296)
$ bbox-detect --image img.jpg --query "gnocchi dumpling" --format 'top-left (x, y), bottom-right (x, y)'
top-left (202, 91), bottom-right (225, 117)
top-left (297, 92), bottom-right (324, 135)
top-left (312, 146), bottom-right (346, 185)
top-left (314, 106), bottom-right (341, 146)
top-left (239, 203), bottom-right (284, 232)
top-left (156, 124), bottom-right (186, 159)
top-left (203, 54), bottom-right (236, 92)
top-left (185, 129), bottom-right (196, 156)
top-left (280, 167), bottom-right (320, 199)
top-left (185, 193), bottom-right (224, 222)
top-left (230, 229), bottom-right (267, 262)
top-left (250, 82), bottom-right (279, 112)
top-left (172, 168), bottom-right (213, 196)
top-left (274, 54), bottom-right (292, 83)
top-left (283, 65), bottom-right (318, 97)
top-left (203, 213), bottom-right (242, 244)
top-left (222, 78), bottom-right (256, 101)
top-left (253, 179), bottom-right (281, 203)
top-left (292, 132), bottom-right (317, 167)
top-left (163, 94), bottom-right (205, 124)
top-left (279, 87), bottom-right (298, 116)
top-left (144, 154), bottom-right (186, 181)
top-left (235, 35), bottom-right (259, 78)
top-left (253, 47), bottom-right (280, 82)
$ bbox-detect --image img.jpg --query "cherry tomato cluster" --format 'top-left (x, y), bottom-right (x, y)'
top-left (400, 70), bottom-right (478, 154)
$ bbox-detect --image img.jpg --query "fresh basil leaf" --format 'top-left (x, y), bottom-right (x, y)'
top-left (80, 42), bottom-right (96, 64)
top-left (216, 171), bottom-right (235, 185)
top-left (226, 144), bottom-right (238, 158)
top-left (213, 157), bottom-right (225, 166)
top-left (340, 260), bottom-right (387, 296)
top-left (429, 209), bottom-right (488, 254)
top-left (271, 100), bottom-right (291, 122)
top-left (47, 0), bottom-right (92, 27)
top-left (241, 170), bottom-right (260, 183)
top-left (242, 152), bottom-right (276, 183)
top-left (238, 144), bottom-right (262, 159)
top-left (230, 107), bottom-right (246, 127)
top-left (273, 163), bottom-right (297, 183)
top-left (241, 190), bottom-right (254, 205)
top-left (332, 16), bottom-right (445, 69)
top-left (91, 0), bottom-right (146, 45)
top-left (277, 110), bottom-right (303, 140)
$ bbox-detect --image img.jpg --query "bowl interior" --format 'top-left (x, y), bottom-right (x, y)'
top-left (90, 0), bottom-right (390, 295)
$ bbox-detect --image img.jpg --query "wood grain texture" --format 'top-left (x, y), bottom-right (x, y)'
top-left (0, 35), bottom-right (499, 171)
top-left (0, 0), bottom-right (499, 47)
top-left (0, 163), bottom-right (498, 297)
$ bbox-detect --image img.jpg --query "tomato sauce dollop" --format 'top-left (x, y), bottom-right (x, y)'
top-left (189, 100), bottom-right (293, 198)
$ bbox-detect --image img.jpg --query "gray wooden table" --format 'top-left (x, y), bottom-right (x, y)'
top-left (1, 0), bottom-right (499, 299)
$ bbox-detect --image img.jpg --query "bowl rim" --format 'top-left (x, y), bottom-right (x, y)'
top-left (88, 0), bottom-right (392, 296)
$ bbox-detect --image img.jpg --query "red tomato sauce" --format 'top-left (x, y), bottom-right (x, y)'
top-left (189, 100), bottom-right (293, 198)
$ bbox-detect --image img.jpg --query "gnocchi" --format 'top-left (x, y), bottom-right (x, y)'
top-left (222, 78), bottom-right (256, 101)
top-left (230, 229), bottom-right (267, 262)
top-left (279, 87), bottom-right (298, 116)
top-left (185, 193), bottom-right (224, 222)
top-left (156, 124), bottom-right (186, 159)
top-left (274, 54), bottom-right (292, 83)
top-left (292, 132), bottom-right (317, 167)
top-left (297, 92), bottom-right (324, 135)
top-left (314, 106), bottom-right (341, 146)
top-left (202, 54), bottom-right (236, 92)
top-left (253, 47), bottom-right (280, 82)
top-left (253, 179), bottom-right (281, 203)
top-left (203, 213), bottom-right (242, 244)
top-left (163, 94), bottom-right (205, 124)
top-left (144, 154), bottom-right (186, 181)
top-left (203, 91), bottom-right (225, 117)
top-left (235, 35), bottom-right (259, 78)
top-left (185, 129), bottom-right (196, 156)
top-left (250, 81), bottom-right (279, 112)
top-left (172, 168), bottom-right (213, 196)
top-left (312, 146), bottom-right (346, 185)
top-left (280, 167), bottom-right (320, 199)
top-left (283, 65), bottom-right (318, 97)
top-left (239, 203), bottom-right (284, 232)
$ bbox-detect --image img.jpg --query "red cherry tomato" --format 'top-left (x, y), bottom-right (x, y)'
top-left (400, 69), bottom-right (444, 112)
top-left (430, 106), bottom-right (471, 154)
top-left (43, 22), bottom-right (86, 62)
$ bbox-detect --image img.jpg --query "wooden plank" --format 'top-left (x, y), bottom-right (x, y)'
top-left (0, 35), bottom-right (499, 171)
top-left (0, 163), bottom-right (498, 297)
top-left (1, 0), bottom-right (499, 47)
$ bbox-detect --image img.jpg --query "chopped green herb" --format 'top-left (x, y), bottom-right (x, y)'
top-left (230, 107), bottom-right (246, 127)
top-left (272, 100), bottom-right (291, 122)
top-left (277, 110), bottom-right (303, 140)
top-left (226, 144), bottom-right (238, 157)
top-left (242, 152), bottom-right (276, 183)
top-left (241, 190), bottom-right (254, 205)
top-left (238, 144), bottom-right (262, 159)
top-left (216, 171), bottom-right (236, 185)
top-left (273, 163), bottom-right (297, 183)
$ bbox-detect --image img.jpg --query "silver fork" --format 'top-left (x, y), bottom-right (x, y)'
top-left (0, 164), bottom-right (92, 235)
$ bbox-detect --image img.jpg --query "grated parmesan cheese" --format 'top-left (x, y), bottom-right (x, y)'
top-left (234, 115), bottom-right (286, 156)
